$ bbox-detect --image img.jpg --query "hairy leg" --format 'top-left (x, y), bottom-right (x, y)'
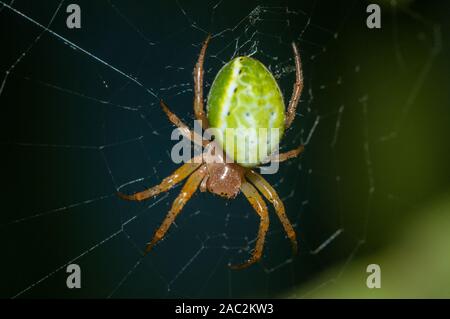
top-left (285, 42), bottom-right (304, 129)
top-left (193, 34), bottom-right (211, 129)
top-left (230, 180), bottom-right (269, 269)
top-left (267, 144), bottom-right (304, 163)
top-left (160, 100), bottom-right (208, 146)
top-left (117, 156), bottom-right (203, 201)
top-left (145, 165), bottom-right (207, 252)
top-left (246, 170), bottom-right (298, 254)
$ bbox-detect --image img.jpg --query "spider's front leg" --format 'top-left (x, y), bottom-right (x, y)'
top-left (145, 165), bottom-right (207, 253)
top-left (246, 170), bottom-right (298, 255)
top-left (230, 180), bottom-right (269, 269)
top-left (117, 155), bottom-right (203, 201)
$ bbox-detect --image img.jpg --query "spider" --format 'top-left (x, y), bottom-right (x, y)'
top-left (118, 35), bottom-right (304, 269)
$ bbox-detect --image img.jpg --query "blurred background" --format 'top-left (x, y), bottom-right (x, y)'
top-left (0, 0), bottom-right (449, 298)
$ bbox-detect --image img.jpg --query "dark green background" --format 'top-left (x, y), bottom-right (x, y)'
top-left (1, 0), bottom-right (449, 298)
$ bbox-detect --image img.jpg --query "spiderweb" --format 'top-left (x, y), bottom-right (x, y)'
top-left (0, 0), bottom-right (442, 298)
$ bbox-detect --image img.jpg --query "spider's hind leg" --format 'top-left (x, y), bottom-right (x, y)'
top-left (285, 42), bottom-right (304, 130)
top-left (160, 100), bottom-right (208, 147)
top-left (193, 34), bottom-right (211, 130)
top-left (266, 144), bottom-right (304, 163)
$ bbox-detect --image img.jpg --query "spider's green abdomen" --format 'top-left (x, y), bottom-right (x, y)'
top-left (207, 56), bottom-right (285, 167)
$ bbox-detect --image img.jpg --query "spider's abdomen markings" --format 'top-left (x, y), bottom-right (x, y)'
top-left (207, 56), bottom-right (285, 167)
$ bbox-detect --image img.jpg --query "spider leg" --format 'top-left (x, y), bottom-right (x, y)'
top-left (230, 180), bottom-right (269, 270)
top-left (160, 100), bottom-right (208, 147)
top-left (246, 170), bottom-right (298, 255)
top-left (117, 156), bottom-right (203, 201)
top-left (193, 34), bottom-right (211, 129)
top-left (199, 175), bottom-right (209, 192)
top-left (267, 144), bottom-right (304, 163)
top-left (145, 165), bottom-right (207, 253)
top-left (285, 42), bottom-right (304, 130)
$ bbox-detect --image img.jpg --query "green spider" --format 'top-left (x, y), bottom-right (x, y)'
top-left (119, 35), bottom-right (304, 269)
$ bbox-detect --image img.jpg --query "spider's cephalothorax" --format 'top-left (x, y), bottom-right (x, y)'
top-left (118, 35), bottom-right (304, 269)
top-left (200, 141), bottom-right (247, 199)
